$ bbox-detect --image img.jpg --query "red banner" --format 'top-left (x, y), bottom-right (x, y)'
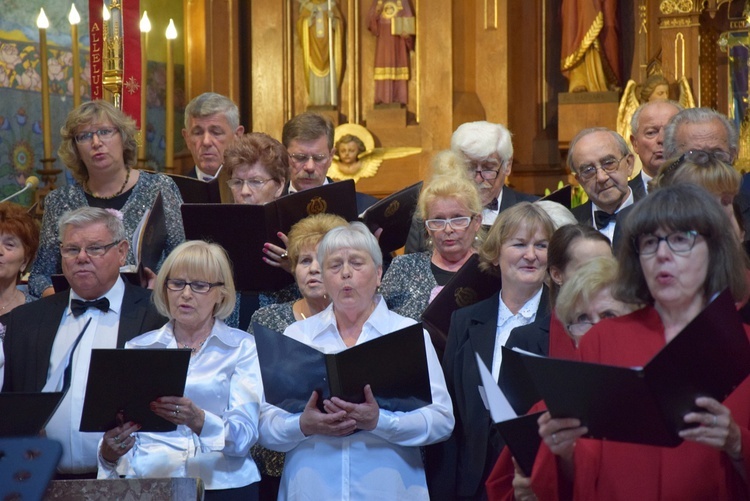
top-left (88, 0), bottom-right (142, 128)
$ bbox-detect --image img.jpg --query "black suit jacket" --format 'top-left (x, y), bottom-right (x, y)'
top-left (426, 287), bottom-right (550, 500)
top-left (282, 178), bottom-right (378, 215)
top-left (2, 282), bottom-right (167, 393)
top-left (571, 202), bottom-right (635, 253)
top-left (406, 186), bottom-right (539, 254)
top-left (628, 172), bottom-right (648, 202)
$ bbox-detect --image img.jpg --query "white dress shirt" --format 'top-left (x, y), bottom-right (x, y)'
top-left (481, 189), bottom-right (505, 227)
top-left (490, 287), bottom-right (543, 381)
top-left (193, 164), bottom-right (222, 181)
top-left (258, 296), bottom-right (454, 500)
top-left (97, 319), bottom-right (262, 490)
top-left (44, 277), bottom-right (126, 473)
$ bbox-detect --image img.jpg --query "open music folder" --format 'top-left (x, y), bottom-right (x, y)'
top-left (513, 289), bottom-right (750, 447)
top-left (79, 349), bottom-right (191, 433)
top-left (360, 181), bottom-right (422, 254)
top-left (253, 322), bottom-right (432, 414)
top-left (182, 180), bottom-right (359, 292)
top-left (0, 392), bottom-right (64, 437)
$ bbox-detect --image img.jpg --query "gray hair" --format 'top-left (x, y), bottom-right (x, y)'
top-left (184, 92), bottom-right (240, 130)
top-left (663, 107), bottom-right (738, 160)
top-left (317, 222), bottom-right (383, 268)
top-left (534, 200), bottom-right (577, 230)
top-left (567, 127), bottom-right (630, 173)
top-left (451, 121), bottom-right (514, 162)
top-left (630, 100), bottom-right (683, 135)
top-left (58, 207), bottom-right (126, 243)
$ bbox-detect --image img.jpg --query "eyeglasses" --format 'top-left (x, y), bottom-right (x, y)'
top-left (424, 216), bottom-right (475, 231)
top-left (566, 311), bottom-right (620, 336)
top-left (663, 149), bottom-right (733, 177)
top-left (289, 153), bottom-right (329, 165)
top-left (227, 178), bottom-right (275, 190)
top-left (469, 160), bottom-right (504, 180)
top-left (576, 155), bottom-right (627, 181)
top-left (165, 279), bottom-right (224, 294)
top-left (60, 241), bottom-right (121, 259)
top-left (74, 127), bottom-right (120, 144)
top-left (634, 230), bottom-right (701, 256)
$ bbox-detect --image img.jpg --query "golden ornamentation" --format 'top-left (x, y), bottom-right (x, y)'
top-left (306, 197), bottom-right (327, 215)
top-left (660, 17), bottom-right (696, 28)
top-left (660, 0), bottom-right (695, 15)
top-left (454, 287), bottom-right (478, 308)
top-left (561, 12), bottom-right (603, 71)
top-left (384, 200), bottom-right (400, 217)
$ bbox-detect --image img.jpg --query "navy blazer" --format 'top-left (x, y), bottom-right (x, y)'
top-left (628, 172), bottom-right (648, 202)
top-left (426, 286), bottom-right (550, 500)
top-left (2, 282), bottom-right (167, 393)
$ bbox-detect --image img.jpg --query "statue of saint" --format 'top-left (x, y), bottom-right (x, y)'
top-left (561, 0), bottom-right (620, 92)
top-left (298, 0), bottom-right (344, 106)
top-left (368, 0), bottom-right (415, 105)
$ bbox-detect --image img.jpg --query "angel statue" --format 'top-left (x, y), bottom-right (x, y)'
top-left (617, 72), bottom-right (696, 149)
top-left (328, 123), bottom-right (421, 182)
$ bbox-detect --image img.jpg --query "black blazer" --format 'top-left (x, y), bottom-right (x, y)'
top-left (405, 186), bottom-right (539, 254)
top-left (628, 172), bottom-right (648, 202)
top-left (2, 282), bottom-right (167, 393)
top-left (426, 286), bottom-right (550, 500)
top-left (571, 202), bottom-right (635, 253)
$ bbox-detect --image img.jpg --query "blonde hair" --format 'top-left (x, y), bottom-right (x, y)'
top-left (153, 240), bottom-right (236, 320)
top-left (556, 256), bottom-right (624, 326)
top-left (479, 202), bottom-right (555, 275)
top-left (417, 173), bottom-right (482, 221)
top-left (286, 213), bottom-right (348, 268)
top-left (652, 154), bottom-right (740, 197)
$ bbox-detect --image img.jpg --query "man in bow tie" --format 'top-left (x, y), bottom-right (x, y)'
top-left (406, 121), bottom-right (538, 253)
top-left (1, 207), bottom-right (166, 478)
top-left (569, 127), bottom-right (636, 250)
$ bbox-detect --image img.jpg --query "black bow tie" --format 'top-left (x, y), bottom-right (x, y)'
top-left (71, 297), bottom-right (110, 317)
top-left (484, 198), bottom-right (499, 211)
top-left (594, 210), bottom-right (616, 230)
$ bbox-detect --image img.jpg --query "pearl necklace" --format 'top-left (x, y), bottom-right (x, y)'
top-left (85, 167), bottom-right (131, 199)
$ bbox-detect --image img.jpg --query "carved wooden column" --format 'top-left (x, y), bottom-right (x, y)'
top-left (658, 1), bottom-right (701, 104)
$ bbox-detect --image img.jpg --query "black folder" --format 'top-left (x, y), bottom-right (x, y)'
top-left (540, 184), bottom-right (572, 209)
top-left (133, 191), bottom-right (168, 272)
top-left (360, 181), bottom-right (423, 254)
top-left (181, 181), bottom-right (359, 292)
top-left (0, 392), bottom-right (64, 437)
top-left (166, 173), bottom-right (222, 204)
top-left (253, 322), bottom-right (432, 413)
top-left (79, 349), bottom-right (191, 432)
top-left (515, 289), bottom-right (750, 447)
top-left (421, 254), bottom-right (502, 354)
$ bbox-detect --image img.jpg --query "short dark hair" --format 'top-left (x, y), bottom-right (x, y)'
top-left (615, 183), bottom-right (748, 305)
top-left (282, 112), bottom-right (334, 150)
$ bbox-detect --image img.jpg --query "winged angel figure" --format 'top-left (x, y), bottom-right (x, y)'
top-left (617, 72), bottom-right (696, 146)
top-left (329, 123), bottom-right (421, 182)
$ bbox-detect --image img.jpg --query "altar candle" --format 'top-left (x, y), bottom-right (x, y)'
top-left (37, 8), bottom-right (52, 159)
top-left (165, 19), bottom-right (177, 169)
top-left (69, 4), bottom-right (81, 108)
top-left (139, 11), bottom-right (151, 160)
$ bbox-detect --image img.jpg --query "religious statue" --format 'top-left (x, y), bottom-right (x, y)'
top-left (617, 69), bottom-right (696, 148)
top-left (561, 0), bottom-right (620, 92)
top-left (328, 123), bottom-right (421, 182)
top-left (367, 0), bottom-right (416, 105)
top-left (298, 0), bottom-right (344, 106)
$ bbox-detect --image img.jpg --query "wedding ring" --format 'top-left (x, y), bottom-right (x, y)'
top-left (280, 251), bottom-right (289, 259)
top-left (114, 435), bottom-right (121, 444)
top-left (119, 442), bottom-right (126, 449)
top-left (712, 415), bottom-right (718, 427)
top-left (552, 433), bottom-right (559, 445)
top-left (175, 405), bottom-right (180, 413)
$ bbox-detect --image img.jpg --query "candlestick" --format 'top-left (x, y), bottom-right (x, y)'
top-left (69, 4), bottom-right (81, 108)
top-left (138, 11), bottom-right (151, 167)
top-left (37, 8), bottom-right (52, 160)
top-left (165, 19), bottom-right (177, 172)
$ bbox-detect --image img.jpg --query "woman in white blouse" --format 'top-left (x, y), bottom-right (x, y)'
top-left (258, 222), bottom-right (454, 500)
top-left (97, 240), bottom-right (263, 500)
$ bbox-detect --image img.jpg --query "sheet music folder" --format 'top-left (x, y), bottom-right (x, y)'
top-left (181, 180), bottom-right (359, 292)
top-left (253, 322), bottom-right (432, 414)
top-left (421, 254), bottom-right (502, 353)
top-left (166, 173), bottom-right (222, 204)
top-left (79, 349), bottom-right (191, 432)
top-left (360, 181), bottom-right (422, 254)
top-left (0, 392), bottom-right (64, 437)
top-left (514, 289), bottom-right (750, 447)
